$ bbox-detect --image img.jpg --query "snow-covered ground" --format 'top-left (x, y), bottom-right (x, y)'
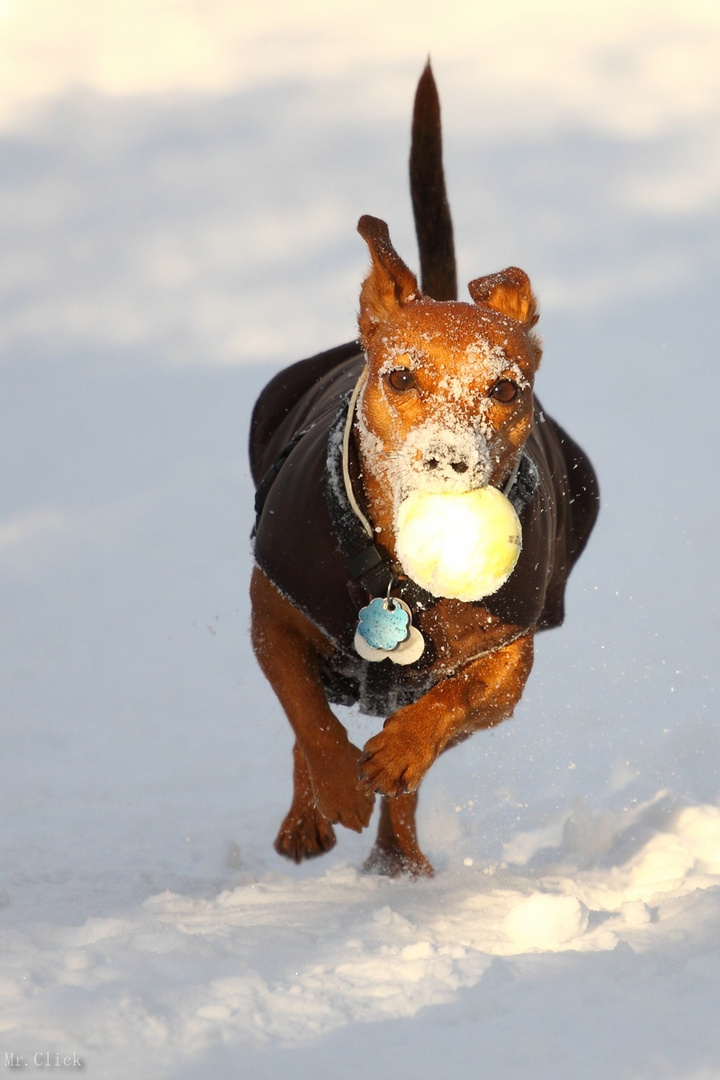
top-left (1, 2), bottom-right (719, 1076)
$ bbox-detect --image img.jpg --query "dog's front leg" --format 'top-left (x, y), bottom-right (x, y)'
top-left (274, 740), bottom-right (338, 861)
top-left (250, 567), bottom-right (375, 836)
top-left (358, 633), bottom-right (535, 796)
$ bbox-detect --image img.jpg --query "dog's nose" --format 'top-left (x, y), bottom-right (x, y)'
top-left (424, 457), bottom-right (468, 474)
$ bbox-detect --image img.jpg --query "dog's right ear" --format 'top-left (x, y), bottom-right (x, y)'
top-left (357, 215), bottom-right (420, 343)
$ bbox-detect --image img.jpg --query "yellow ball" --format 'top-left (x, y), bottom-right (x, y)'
top-left (395, 487), bottom-right (522, 601)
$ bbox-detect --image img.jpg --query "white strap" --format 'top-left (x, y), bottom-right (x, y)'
top-left (341, 370), bottom-right (374, 539)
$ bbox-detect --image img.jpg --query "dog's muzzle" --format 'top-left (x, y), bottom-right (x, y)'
top-left (394, 420), bottom-right (492, 495)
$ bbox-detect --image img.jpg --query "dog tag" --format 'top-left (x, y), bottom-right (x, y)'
top-left (353, 623), bottom-right (426, 664)
top-left (357, 596), bottom-right (410, 651)
top-left (354, 630), bottom-right (391, 662)
top-left (387, 625), bottom-right (425, 665)
top-left (354, 597), bottom-right (425, 664)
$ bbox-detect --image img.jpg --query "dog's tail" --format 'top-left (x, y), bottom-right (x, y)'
top-left (410, 60), bottom-right (457, 301)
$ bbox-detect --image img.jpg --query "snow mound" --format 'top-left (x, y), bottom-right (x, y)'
top-left (502, 894), bottom-right (589, 949)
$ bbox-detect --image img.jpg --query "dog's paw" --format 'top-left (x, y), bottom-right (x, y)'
top-left (310, 741), bottom-right (376, 833)
top-left (274, 808), bottom-right (337, 863)
top-left (363, 844), bottom-right (435, 879)
top-left (358, 724), bottom-right (436, 797)
top-left (313, 779), bottom-right (375, 833)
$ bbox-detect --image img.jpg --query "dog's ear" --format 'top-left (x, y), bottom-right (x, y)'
top-left (357, 215), bottom-right (420, 342)
top-left (468, 268), bottom-right (539, 328)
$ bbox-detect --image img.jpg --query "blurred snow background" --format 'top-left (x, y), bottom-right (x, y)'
top-left (0, 1), bottom-right (719, 1076)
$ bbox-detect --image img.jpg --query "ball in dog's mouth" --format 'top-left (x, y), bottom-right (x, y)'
top-left (395, 487), bottom-right (522, 602)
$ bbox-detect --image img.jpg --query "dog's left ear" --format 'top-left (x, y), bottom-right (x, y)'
top-left (357, 215), bottom-right (421, 343)
top-left (468, 267), bottom-right (539, 328)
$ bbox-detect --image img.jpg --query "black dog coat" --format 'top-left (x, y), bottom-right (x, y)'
top-left (250, 343), bottom-right (599, 715)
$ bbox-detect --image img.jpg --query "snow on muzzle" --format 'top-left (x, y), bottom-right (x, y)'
top-left (392, 419), bottom-right (493, 495)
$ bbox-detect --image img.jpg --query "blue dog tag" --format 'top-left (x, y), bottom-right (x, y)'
top-left (357, 597), bottom-right (410, 651)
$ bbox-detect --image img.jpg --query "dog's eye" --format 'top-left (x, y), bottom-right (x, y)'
top-left (386, 369), bottom-right (417, 392)
top-left (489, 379), bottom-right (518, 403)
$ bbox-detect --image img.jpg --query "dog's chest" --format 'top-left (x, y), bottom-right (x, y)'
top-left (415, 600), bottom-right (520, 673)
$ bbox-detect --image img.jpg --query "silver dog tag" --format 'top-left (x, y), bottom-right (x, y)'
top-left (387, 624), bottom-right (425, 665)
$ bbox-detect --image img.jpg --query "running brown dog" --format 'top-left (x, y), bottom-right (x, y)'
top-left (249, 64), bottom-right (598, 876)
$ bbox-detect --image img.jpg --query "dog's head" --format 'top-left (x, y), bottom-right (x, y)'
top-left (355, 216), bottom-right (542, 527)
